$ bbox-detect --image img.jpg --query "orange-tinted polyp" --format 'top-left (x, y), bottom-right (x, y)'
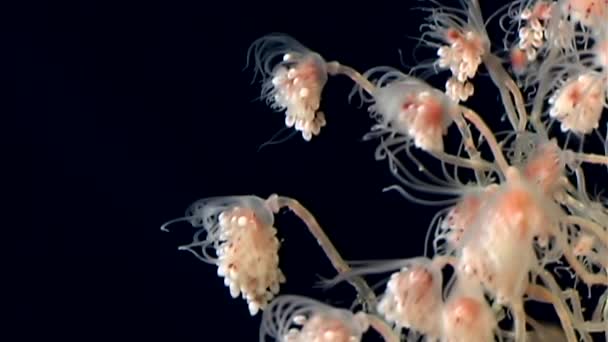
top-left (378, 262), bottom-right (443, 336)
top-left (441, 296), bottom-right (495, 342)
top-left (522, 140), bottom-right (563, 194)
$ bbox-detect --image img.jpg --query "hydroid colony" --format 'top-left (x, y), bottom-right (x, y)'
top-left (164, 0), bottom-right (607, 341)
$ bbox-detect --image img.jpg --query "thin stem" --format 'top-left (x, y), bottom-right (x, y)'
top-left (527, 279), bottom-right (578, 342)
top-left (484, 54), bottom-right (530, 132)
top-left (482, 54), bottom-right (520, 130)
top-left (526, 315), bottom-right (569, 342)
top-left (563, 215), bottom-right (608, 247)
top-left (272, 195), bottom-right (378, 311)
top-left (460, 106), bottom-right (510, 175)
top-left (447, 110), bottom-right (488, 183)
top-left (451, 116), bottom-right (480, 157)
top-left (557, 192), bottom-right (588, 212)
top-left (365, 314), bottom-right (401, 342)
top-left (526, 284), bottom-right (578, 342)
top-left (505, 77), bottom-right (528, 132)
top-left (326, 61), bottom-right (376, 95)
top-left (563, 289), bottom-right (592, 342)
top-left (511, 300), bottom-right (527, 342)
top-left (530, 48), bottom-right (559, 126)
top-left (571, 151), bottom-right (608, 166)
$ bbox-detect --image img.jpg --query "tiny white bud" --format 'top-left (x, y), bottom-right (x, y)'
top-left (293, 315), bottom-right (307, 325)
top-left (229, 283), bottom-right (241, 298)
top-left (526, 48), bottom-right (537, 61)
top-left (437, 46), bottom-right (448, 57)
top-left (464, 82), bottom-right (474, 96)
top-left (285, 114), bottom-right (296, 127)
top-left (302, 131), bottom-right (312, 141)
top-left (248, 301), bottom-right (260, 316)
top-left (530, 18), bottom-right (542, 32)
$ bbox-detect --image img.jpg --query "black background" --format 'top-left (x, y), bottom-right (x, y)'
top-left (8, 0), bottom-right (603, 341)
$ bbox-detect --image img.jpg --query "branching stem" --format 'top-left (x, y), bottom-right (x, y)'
top-left (269, 195), bottom-right (378, 311)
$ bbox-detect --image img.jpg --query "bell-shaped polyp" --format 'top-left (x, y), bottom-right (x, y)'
top-left (548, 71), bottom-right (606, 135)
top-left (161, 195), bottom-right (284, 315)
top-left (457, 168), bottom-right (561, 304)
top-left (416, 0), bottom-right (489, 79)
top-left (248, 33), bottom-right (329, 141)
top-left (435, 185), bottom-right (499, 253)
top-left (316, 256), bottom-right (444, 338)
top-left (377, 260), bottom-right (443, 338)
top-left (365, 68), bottom-right (457, 153)
top-left (268, 52), bottom-right (328, 140)
top-left (260, 295), bottom-right (369, 342)
top-left (521, 139), bottom-right (565, 195)
top-left (440, 294), bottom-right (496, 342)
top-left (506, 132), bottom-right (565, 195)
